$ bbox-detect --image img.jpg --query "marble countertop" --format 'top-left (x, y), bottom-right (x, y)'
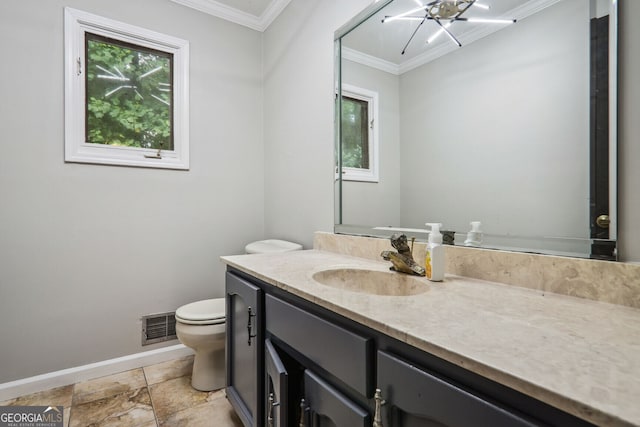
top-left (221, 250), bottom-right (640, 427)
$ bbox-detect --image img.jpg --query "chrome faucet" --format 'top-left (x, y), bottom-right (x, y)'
top-left (381, 233), bottom-right (426, 276)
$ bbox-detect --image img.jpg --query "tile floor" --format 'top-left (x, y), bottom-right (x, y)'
top-left (0, 356), bottom-right (243, 427)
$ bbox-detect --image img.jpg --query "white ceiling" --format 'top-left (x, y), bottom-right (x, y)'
top-left (170, 0), bottom-right (292, 31)
top-left (342, 0), bottom-right (562, 75)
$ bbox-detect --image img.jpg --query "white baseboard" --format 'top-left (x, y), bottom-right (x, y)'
top-left (0, 344), bottom-right (194, 402)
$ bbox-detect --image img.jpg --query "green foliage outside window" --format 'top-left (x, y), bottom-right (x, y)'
top-left (86, 35), bottom-right (173, 150)
top-left (341, 96), bottom-right (369, 169)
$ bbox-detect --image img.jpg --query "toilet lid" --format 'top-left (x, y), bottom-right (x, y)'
top-left (176, 298), bottom-right (225, 323)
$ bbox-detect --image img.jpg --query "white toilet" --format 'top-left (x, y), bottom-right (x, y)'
top-left (176, 239), bottom-right (302, 391)
top-left (175, 298), bottom-right (226, 391)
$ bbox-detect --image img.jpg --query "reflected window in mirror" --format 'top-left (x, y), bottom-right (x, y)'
top-left (340, 84), bottom-right (379, 182)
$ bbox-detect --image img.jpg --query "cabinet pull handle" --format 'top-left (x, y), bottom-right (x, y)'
top-left (247, 306), bottom-right (257, 346)
top-left (298, 398), bottom-right (309, 427)
top-left (373, 388), bottom-right (386, 427)
top-left (268, 392), bottom-right (280, 427)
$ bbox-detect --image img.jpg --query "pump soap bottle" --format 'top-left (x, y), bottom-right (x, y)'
top-left (464, 221), bottom-right (483, 247)
top-left (425, 223), bottom-right (445, 282)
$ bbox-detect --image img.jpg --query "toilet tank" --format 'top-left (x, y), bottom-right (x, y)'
top-left (245, 239), bottom-right (303, 254)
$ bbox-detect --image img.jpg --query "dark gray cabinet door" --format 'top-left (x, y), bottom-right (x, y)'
top-left (303, 369), bottom-right (370, 427)
top-left (265, 339), bottom-right (288, 427)
top-left (226, 272), bottom-right (263, 427)
top-left (266, 294), bottom-right (373, 397)
top-left (377, 351), bottom-right (541, 427)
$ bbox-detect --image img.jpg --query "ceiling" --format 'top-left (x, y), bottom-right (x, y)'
top-left (213, 0), bottom-right (275, 17)
top-left (342, 0), bottom-right (562, 75)
top-left (169, 0), bottom-right (293, 31)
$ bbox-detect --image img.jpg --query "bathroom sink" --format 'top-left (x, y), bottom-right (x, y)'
top-left (311, 268), bottom-right (429, 296)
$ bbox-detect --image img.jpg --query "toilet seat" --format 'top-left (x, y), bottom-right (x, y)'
top-left (176, 298), bottom-right (226, 325)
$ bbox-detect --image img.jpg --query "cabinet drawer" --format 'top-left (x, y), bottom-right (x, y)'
top-left (266, 295), bottom-right (373, 396)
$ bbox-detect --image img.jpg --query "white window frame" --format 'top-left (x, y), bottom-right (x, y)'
top-left (64, 8), bottom-right (190, 170)
top-left (341, 84), bottom-right (379, 182)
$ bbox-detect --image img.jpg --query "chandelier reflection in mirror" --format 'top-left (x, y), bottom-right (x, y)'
top-left (382, 0), bottom-right (516, 54)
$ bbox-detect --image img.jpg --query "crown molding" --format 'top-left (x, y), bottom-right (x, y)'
top-left (170, 0), bottom-right (292, 32)
top-left (260, 0), bottom-right (293, 30)
top-left (342, 47), bottom-right (400, 75)
top-left (509, 0), bottom-right (562, 21)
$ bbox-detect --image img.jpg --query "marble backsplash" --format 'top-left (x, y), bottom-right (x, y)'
top-left (314, 232), bottom-right (640, 309)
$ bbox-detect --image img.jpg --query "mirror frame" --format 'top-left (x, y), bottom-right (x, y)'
top-left (334, 0), bottom-right (618, 260)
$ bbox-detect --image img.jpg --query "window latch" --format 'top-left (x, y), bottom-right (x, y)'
top-left (77, 57), bottom-right (82, 75)
top-left (144, 148), bottom-right (162, 159)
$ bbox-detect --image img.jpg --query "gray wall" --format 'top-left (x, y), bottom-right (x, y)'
top-left (263, 0), bottom-right (372, 249)
top-left (0, 0), bottom-right (264, 382)
top-left (399, 0), bottom-right (589, 241)
top-left (341, 59), bottom-right (401, 227)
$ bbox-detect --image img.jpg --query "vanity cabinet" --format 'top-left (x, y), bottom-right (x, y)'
top-left (266, 293), bottom-right (372, 426)
top-left (302, 369), bottom-right (370, 427)
top-left (265, 339), bottom-right (288, 427)
top-left (225, 268), bottom-right (595, 427)
top-left (265, 294), bottom-right (373, 397)
top-left (226, 272), bottom-right (264, 427)
top-left (376, 351), bottom-right (538, 427)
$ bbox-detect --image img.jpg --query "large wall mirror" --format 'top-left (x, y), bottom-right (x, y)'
top-left (334, 0), bottom-right (618, 260)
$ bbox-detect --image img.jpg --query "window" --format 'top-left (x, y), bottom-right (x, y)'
top-left (340, 84), bottom-right (379, 182)
top-left (64, 8), bottom-right (189, 169)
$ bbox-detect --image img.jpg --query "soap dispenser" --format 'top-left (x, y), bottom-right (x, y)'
top-left (425, 223), bottom-right (445, 282)
top-left (464, 221), bottom-right (483, 247)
